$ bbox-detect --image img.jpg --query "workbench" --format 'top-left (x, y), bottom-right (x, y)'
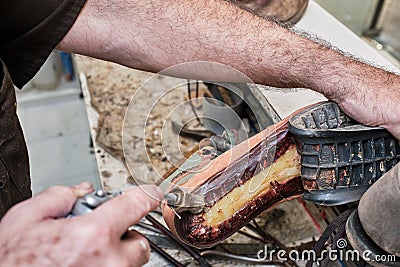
top-left (77, 1), bottom-right (397, 266)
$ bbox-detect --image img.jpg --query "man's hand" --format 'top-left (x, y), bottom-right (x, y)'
top-left (337, 84), bottom-right (400, 141)
top-left (0, 182), bottom-right (163, 267)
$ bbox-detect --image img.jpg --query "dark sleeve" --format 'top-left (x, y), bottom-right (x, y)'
top-left (0, 0), bottom-right (87, 88)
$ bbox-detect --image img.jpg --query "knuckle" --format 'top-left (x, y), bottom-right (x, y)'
top-left (0, 206), bottom-right (19, 225)
top-left (3, 201), bottom-right (22, 217)
top-left (92, 223), bottom-right (112, 238)
top-left (142, 243), bottom-right (151, 263)
top-left (76, 220), bottom-right (112, 242)
top-left (1, 199), bottom-right (34, 224)
top-left (135, 235), bottom-right (151, 263)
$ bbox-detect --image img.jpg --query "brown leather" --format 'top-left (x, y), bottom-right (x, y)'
top-left (233, 0), bottom-right (309, 25)
top-left (162, 105), bottom-right (315, 247)
top-left (0, 61), bottom-right (31, 218)
top-left (358, 163), bottom-right (400, 257)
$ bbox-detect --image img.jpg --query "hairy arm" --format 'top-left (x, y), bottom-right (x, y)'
top-left (57, 0), bottom-right (400, 138)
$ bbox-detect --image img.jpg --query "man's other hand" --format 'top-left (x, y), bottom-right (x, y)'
top-left (0, 182), bottom-right (162, 267)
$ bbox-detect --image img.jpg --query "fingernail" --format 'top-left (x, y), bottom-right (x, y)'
top-left (139, 239), bottom-right (148, 251)
top-left (75, 182), bottom-right (93, 190)
top-left (73, 182), bottom-right (94, 197)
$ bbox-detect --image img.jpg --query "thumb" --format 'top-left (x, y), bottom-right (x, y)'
top-left (9, 182), bottom-right (94, 223)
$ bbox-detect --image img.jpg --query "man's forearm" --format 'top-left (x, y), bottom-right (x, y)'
top-left (58, 0), bottom-right (400, 138)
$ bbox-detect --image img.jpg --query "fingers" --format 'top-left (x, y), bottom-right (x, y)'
top-left (89, 185), bottom-right (163, 237)
top-left (4, 182), bottom-right (94, 224)
top-left (121, 230), bottom-right (151, 267)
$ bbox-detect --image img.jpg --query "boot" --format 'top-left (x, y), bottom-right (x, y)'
top-left (347, 163), bottom-right (400, 266)
top-left (289, 101), bottom-right (400, 206)
top-left (359, 163), bottom-right (400, 256)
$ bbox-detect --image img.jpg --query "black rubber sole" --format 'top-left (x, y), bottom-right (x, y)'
top-left (290, 102), bottom-right (400, 200)
top-left (346, 210), bottom-right (400, 266)
top-left (304, 186), bottom-right (370, 206)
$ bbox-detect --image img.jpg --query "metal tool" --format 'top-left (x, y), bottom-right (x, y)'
top-left (69, 190), bottom-right (206, 266)
top-left (69, 187), bottom-right (205, 217)
top-left (209, 135), bottom-right (233, 153)
top-left (164, 187), bottom-right (206, 214)
top-left (69, 189), bottom-right (121, 216)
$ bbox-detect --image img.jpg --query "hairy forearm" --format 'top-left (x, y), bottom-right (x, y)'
top-left (58, 0), bottom-right (400, 137)
top-left (58, 0), bottom-right (394, 90)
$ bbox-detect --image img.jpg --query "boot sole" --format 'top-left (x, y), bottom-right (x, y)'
top-left (304, 186), bottom-right (369, 206)
top-left (289, 102), bottom-right (400, 206)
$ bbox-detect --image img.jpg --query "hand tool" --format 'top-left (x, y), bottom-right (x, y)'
top-left (69, 187), bottom-right (206, 217)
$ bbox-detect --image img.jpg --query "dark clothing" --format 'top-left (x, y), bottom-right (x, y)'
top-left (0, 62), bottom-right (31, 217)
top-left (0, 0), bottom-right (86, 217)
top-left (1, 0), bottom-right (86, 88)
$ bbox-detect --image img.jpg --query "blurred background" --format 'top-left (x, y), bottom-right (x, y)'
top-left (316, 0), bottom-right (400, 64)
